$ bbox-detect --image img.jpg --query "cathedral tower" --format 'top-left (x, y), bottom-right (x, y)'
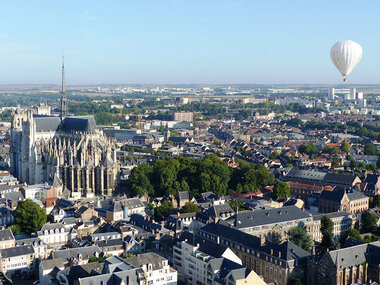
top-left (60, 55), bottom-right (68, 120)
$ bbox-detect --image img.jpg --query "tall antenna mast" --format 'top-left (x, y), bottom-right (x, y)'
top-left (60, 53), bottom-right (68, 120)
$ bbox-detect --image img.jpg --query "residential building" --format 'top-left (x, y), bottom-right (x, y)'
top-left (0, 245), bottom-right (35, 276)
top-left (39, 258), bottom-right (65, 285)
top-left (125, 252), bottom-right (177, 285)
top-left (200, 222), bottom-right (310, 285)
top-left (52, 245), bottom-right (102, 266)
top-left (0, 229), bottom-right (15, 249)
top-left (0, 207), bottom-right (14, 227)
top-left (16, 237), bottom-right (48, 259)
top-left (37, 223), bottom-right (75, 248)
top-left (311, 212), bottom-right (354, 242)
top-left (103, 197), bottom-right (145, 222)
top-left (224, 206), bottom-right (313, 243)
top-left (174, 111), bottom-right (193, 122)
top-left (173, 232), bottom-right (265, 285)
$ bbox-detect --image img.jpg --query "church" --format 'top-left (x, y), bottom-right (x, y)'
top-left (10, 60), bottom-right (119, 198)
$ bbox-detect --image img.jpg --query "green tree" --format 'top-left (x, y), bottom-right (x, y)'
top-left (229, 200), bottom-right (247, 211)
top-left (288, 227), bottom-right (313, 253)
top-left (289, 278), bottom-right (302, 285)
top-left (339, 228), bottom-right (362, 245)
top-left (299, 143), bottom-right (316, 155)
top-left (88, 256), bottom-right (107, 263)
top-left (331, 155), bottom-right (340, 168)
top-left (8, 224), bottom-right (21, 235)
top-left (306, 143), bottom-right (316, 155)
top-left (340, 142), bottom-right (351, 152)
top-left (14, 199), bottom-right (47, 235)
top-left (349, 159), bottom-right (358, 170)
top-left (154, 200), bottom-right (173, 222)
top-left (129, 163), bottom-right (154, 196)
top-left (369, 195), bottom-right (380, 208)
top-left (364, 144), bottom-right (379, 155)
top-left (181, 202), bottom-right (200, 213)
top-left (271, 181), bottom-right (290, 200)
top-left (320, 216), bottom-right (334, 253)
top-left (361, 210), bottom-right (378, 234)
top-left (348, 228), bottom-right (363, 242)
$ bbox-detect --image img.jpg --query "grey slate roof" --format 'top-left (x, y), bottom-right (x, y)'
top-left (225, 206), bottom-right (310, 228)
top-left (16, 237), bottom-right (46, 247)
top-left (64, 262), bottom-right (105, 284)
top-left (0, 245), bottom-right (34, 258)
top-left (53, 246), bottom-right (102, 261)
top-left (329, 243), bottom-right (368, 268)
top-left (319, 189), bottom-right (346, 203)
top-left (178, 232), bottom-right (229, 258)
top-left (40, 258), bottom-right (65, 271)
top-left (313, 211), bottom-right (352, 221)
top-left (178, 191), bottom-right (189, 200)
top-left (125, 252), bottom-right (167, 271)
top-left (0, 229), bottom-right (14, 242)
top-left (206, 203), bottom-right (234, 219)
top-left (347, 189), bottom-right (368, 201)
top-left (34, 116), bottom-right (61, 132)
top-left (60, 116), bottom-right (97, 133)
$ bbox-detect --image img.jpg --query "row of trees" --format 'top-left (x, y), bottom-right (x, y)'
top-left (129, 155), bottom-right (274, 198)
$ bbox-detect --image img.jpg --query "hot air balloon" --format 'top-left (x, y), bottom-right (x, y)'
top-left (330, 40), bottom-right (362, 81)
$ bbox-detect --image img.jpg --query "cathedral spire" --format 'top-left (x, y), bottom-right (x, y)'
top-left (60, 53), bottom-right (68, 120)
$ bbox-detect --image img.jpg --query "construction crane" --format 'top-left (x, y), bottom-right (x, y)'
top-left (127, 113), bottom-right (149, 130)
top-left (108, 109), bottom-right (149, 130)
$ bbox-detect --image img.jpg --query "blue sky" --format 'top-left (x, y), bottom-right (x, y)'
top-left (0, 0), bottom-right (379, 85)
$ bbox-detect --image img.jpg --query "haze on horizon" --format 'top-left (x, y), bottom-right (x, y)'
top-left (0, 0), bottom-right (379, 85)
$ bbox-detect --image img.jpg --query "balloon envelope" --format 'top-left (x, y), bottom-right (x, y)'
top-left (330, 40), bottom-right (362, 81)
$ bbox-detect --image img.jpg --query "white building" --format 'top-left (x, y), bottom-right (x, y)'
top-left (311, 212), bottom-right (354, 242)
top-left (36, 223), bottom-right (75, 248)
top-left (39, 258), bottom-right (65, 285)
top-left (173, 233), bottom-right (264, 285)
top-left (126, 252), bottom-right (177, 285)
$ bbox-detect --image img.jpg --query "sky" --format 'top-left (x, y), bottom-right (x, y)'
top-left (0, 0), bottom-right (379, 85)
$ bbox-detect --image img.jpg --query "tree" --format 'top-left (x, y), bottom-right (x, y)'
top-left (361, 210), bottom-right (378, 234)
top-left (340, 142), bottom-right (351, 152)
top-left (306, 143), bottom-right (316, 155)
top-left (331, 155), bottom-right (340, 168)
top-left (369, 195), bottom-right (380, 208)
top-left (364, 144), bottom-right (378, 155)
top-left (88, 256), bottom-right (107, 263)
top-left (349, 159), bottom-right (358, 170)
top-left (8, 224), bottom-right (21, 235)
top-left (288, 227), bottom-right (313, 253)
top-left (289, 278), bottom-right (302, 285)
top-left (182, 202), bottom-right (200, 213)
top-left (271, 181), bottom-right (290, 200)
top-left (154, 201), bottom-right (173, 222)
top-left (229, 200), bottom-right (247, 211)
top-left (14, 200), bottom-right (47, 235)
top-left (320, 216), bottom-right (334, 253)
